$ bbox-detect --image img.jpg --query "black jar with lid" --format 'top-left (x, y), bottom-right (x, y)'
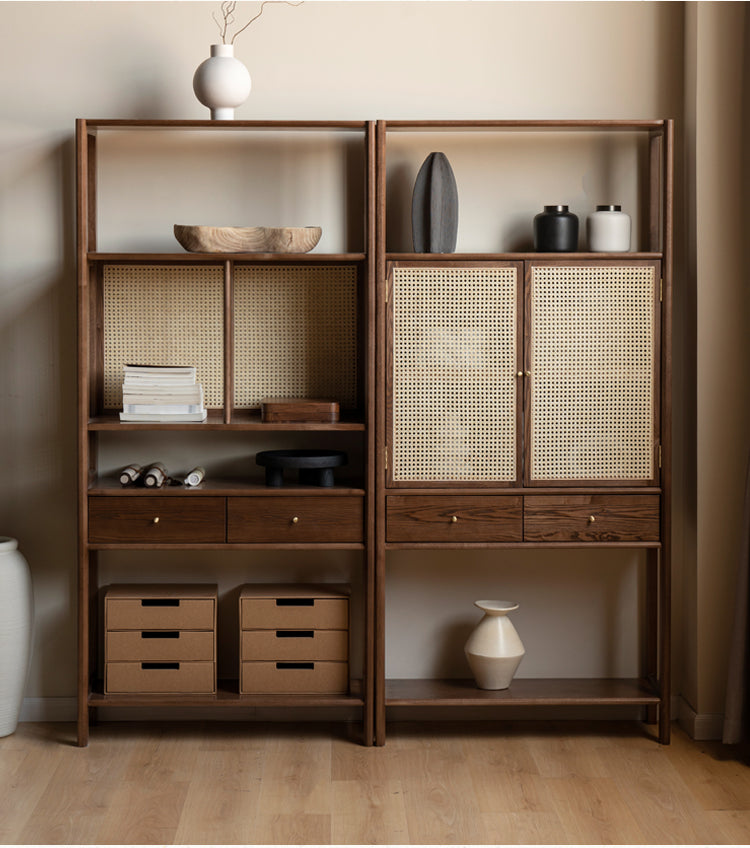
top-left (533, 205), bottom-right (579, 252)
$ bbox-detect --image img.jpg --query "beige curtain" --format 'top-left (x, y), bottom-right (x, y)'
top-left (723, 456), bottom-right (750, 744)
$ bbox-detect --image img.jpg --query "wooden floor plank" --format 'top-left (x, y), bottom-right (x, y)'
top-left (1, 720), bottom-right (749, 845)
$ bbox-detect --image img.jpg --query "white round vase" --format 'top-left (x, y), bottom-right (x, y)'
top-left (0, 537), bottom-right (33, 736)
top-left (464, 600), bottom-right (525, 690)
top-left (193, 44), bottom-right (251, 120)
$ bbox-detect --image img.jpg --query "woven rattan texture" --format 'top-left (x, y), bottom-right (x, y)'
top-left (233, 265), bottom-right (357, 409)
top-left (529, 265), bottom-right (655, 481)
top-left (103, 265), bottom-right (224, 408)
top-left (392, 266), bottom-right (518, 481)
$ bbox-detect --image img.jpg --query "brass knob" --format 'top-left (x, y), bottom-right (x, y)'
top-left (588, 515), bottom-right (596, 523)
top-left (291, 516), bottom-right (299, 524)
top-left (451, 515), bottom-right (458, 523)
top-left (517, 371), bottom-right (524, 377)
top-left (525, 370), bottom-right (532, 377)
top-left (152, 516), bottom-right (160, 525)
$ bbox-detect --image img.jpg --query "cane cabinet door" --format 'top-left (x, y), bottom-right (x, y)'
top-left (387, 262), bottom-right (523, 487)
top-left (525, 261), bottom-right (661, 486)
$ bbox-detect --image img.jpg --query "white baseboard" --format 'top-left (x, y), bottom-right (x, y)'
top-left (676, 695), bottom-right (724, 740)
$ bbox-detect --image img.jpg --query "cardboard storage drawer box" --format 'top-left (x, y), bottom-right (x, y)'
top-left (240, 629), bottom-right (348, 662)
top-left (240, 661), bottom-right (348, 694)
top-left (105, 661), bottom-right (215, 694)
top-left (239, 584), bottom-right (349, 630)
top-left (105, 584), bottom-right (217, 631)
top-left (104, 584), bottom-right (217, 695)
top-left (106, 629), bottom-right (215, 662)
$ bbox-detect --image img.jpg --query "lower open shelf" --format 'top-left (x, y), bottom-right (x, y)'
top-left (385, 678), bottom-right (661, 706)
top-left (89, 678), bottom-right (364, 709)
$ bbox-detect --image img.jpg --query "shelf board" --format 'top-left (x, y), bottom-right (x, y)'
top-left (87, 252), bottom-right (367, 264)
top-left (89, 678), bottom-right (364, 708)
top-left (382, 119), bottom-right (667, 132)
top-left (89, 477), bottom-right (366, 496)
top-left (88, 409), bottom-right (366, 431)
top-left (386, 252), bottom-right (663, 262)
top-left (82, 119), bottom-right (370, 132)
top-left (385, 678), bottom-right (661, 706)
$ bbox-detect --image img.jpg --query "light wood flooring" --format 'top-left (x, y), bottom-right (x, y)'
top-left (2, 720), bottom-right (750, 844)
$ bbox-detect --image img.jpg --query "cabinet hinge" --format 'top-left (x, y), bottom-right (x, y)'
top-left (660, 278), bottom-right (663, 302)
top-left (658, 444), bottom-right (662, 469)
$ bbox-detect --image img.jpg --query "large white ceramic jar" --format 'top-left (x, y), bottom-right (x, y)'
top-left (464, 600), bottom-right (525, 690)
top-left (0, 537), bottom-right (33, 736)
top-left (193, 44), bottom-right (252, 120)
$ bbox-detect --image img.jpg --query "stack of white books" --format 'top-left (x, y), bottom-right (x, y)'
top-left (119, 365), bottom-right (207, 422)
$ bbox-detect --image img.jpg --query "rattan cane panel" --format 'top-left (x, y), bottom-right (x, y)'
top-left (233, 265), bottom-right (357, 409)
top-left (529, 265), bottom-right (655, 481)
top-left (392, 266), bottom-right (518, 481)
top-left (103, 265), bottom-right (224, 408)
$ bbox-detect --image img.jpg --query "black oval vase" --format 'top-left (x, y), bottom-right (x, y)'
top-left (533, 205), bottom-right (579, 252)
top-left (412, 152), bottom-right (459, 253)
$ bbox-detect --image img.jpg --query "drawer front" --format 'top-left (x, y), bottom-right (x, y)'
top-left (105, 661), bottom-right (215, 694)
top-left (240, 661), bottom-right (348, 695)
top-left (240, 597), bottom-right (349, 631)
top-left (387, 496), bottom-right (523, 543)
top-left (106, 630), bottom-right (215, 662)
top-left (241, 629), bottom-right (348, 662)
top-left (227, 496), bottom-right (363, 543)
top-left (89, 497), bottom-right (225, 544)
top-left (523, 495), bottom-right (660, 542)
top-left (106, 597), bottom-right (216, 631)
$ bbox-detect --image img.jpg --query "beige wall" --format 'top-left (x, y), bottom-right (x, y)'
top-left (1, 1), bottom-right (742, 734)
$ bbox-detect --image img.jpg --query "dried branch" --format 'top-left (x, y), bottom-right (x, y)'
top-left (212, 1), bottom-right (303, 46)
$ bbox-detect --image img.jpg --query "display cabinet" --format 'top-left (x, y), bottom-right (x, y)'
top-left (374, 120), bottom-right (673, 745)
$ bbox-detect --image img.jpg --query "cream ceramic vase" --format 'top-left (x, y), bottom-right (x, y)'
top-left (193, 44), bottom-right (252, 120)
top-left (0, 537), bottom-right (33, 736)
top-left (464, 600), bottom-right (524, 690)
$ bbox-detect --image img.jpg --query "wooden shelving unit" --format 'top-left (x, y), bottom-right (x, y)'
top-left (76, 119), bottom-right (377, 746)
top-left (77, 116), bottom-right (672, 748)
top-left (374, 119), bottom-right (673, 745)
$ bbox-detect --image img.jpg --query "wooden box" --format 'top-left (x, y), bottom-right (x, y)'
top-left (260, 398), bottom-right (340, 423)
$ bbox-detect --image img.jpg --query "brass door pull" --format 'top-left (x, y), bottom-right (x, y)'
top-left (291, 516), bottom-right (299, 524)
top-left (152, 516), bottom-right (160, 525)
top-left (451, 515), bottom-right (458, 523)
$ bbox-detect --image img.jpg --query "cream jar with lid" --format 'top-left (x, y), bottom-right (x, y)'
top-left (587, 205), bottom-right (631, 252)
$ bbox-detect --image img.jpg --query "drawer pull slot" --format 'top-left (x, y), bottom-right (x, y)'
top-left (141, 631), bottom-right (180, 639)
top-left (276, 662), bottom-right (314, 670)
top-left (141, 599), bottom-right (180, 607)
top-left (141, 662), bottom-right (180, 670)
top-left (276, 630), bottom-right (314, 639)
top-left (276, 598), bottom-right (314, 607)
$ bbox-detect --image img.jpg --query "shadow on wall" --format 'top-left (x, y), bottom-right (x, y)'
top-left (0, 136), bottom-right (78, 697)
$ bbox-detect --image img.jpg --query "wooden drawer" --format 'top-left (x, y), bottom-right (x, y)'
top-left (106, 630), bottom-right (215, 662)
top-left (105, 585), bottom-right (217, 631)
top-left (89, 497), bottom-right (225, 544)
top-left (241, 629), bottom-right (348, 662)
top-left (240, 661), bottom-right (348, 695)
top-left (105, 661), bottom-right (215, 694)
top-left (523, 495), bottom-right (660, 542)
top-left (386, 496), bottom-right (523, 543)
top-left (227, 496), bottom-right (363, 543)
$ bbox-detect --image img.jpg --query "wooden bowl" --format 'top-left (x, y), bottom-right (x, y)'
top-left (174, 225), bottom-right (322, 254)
